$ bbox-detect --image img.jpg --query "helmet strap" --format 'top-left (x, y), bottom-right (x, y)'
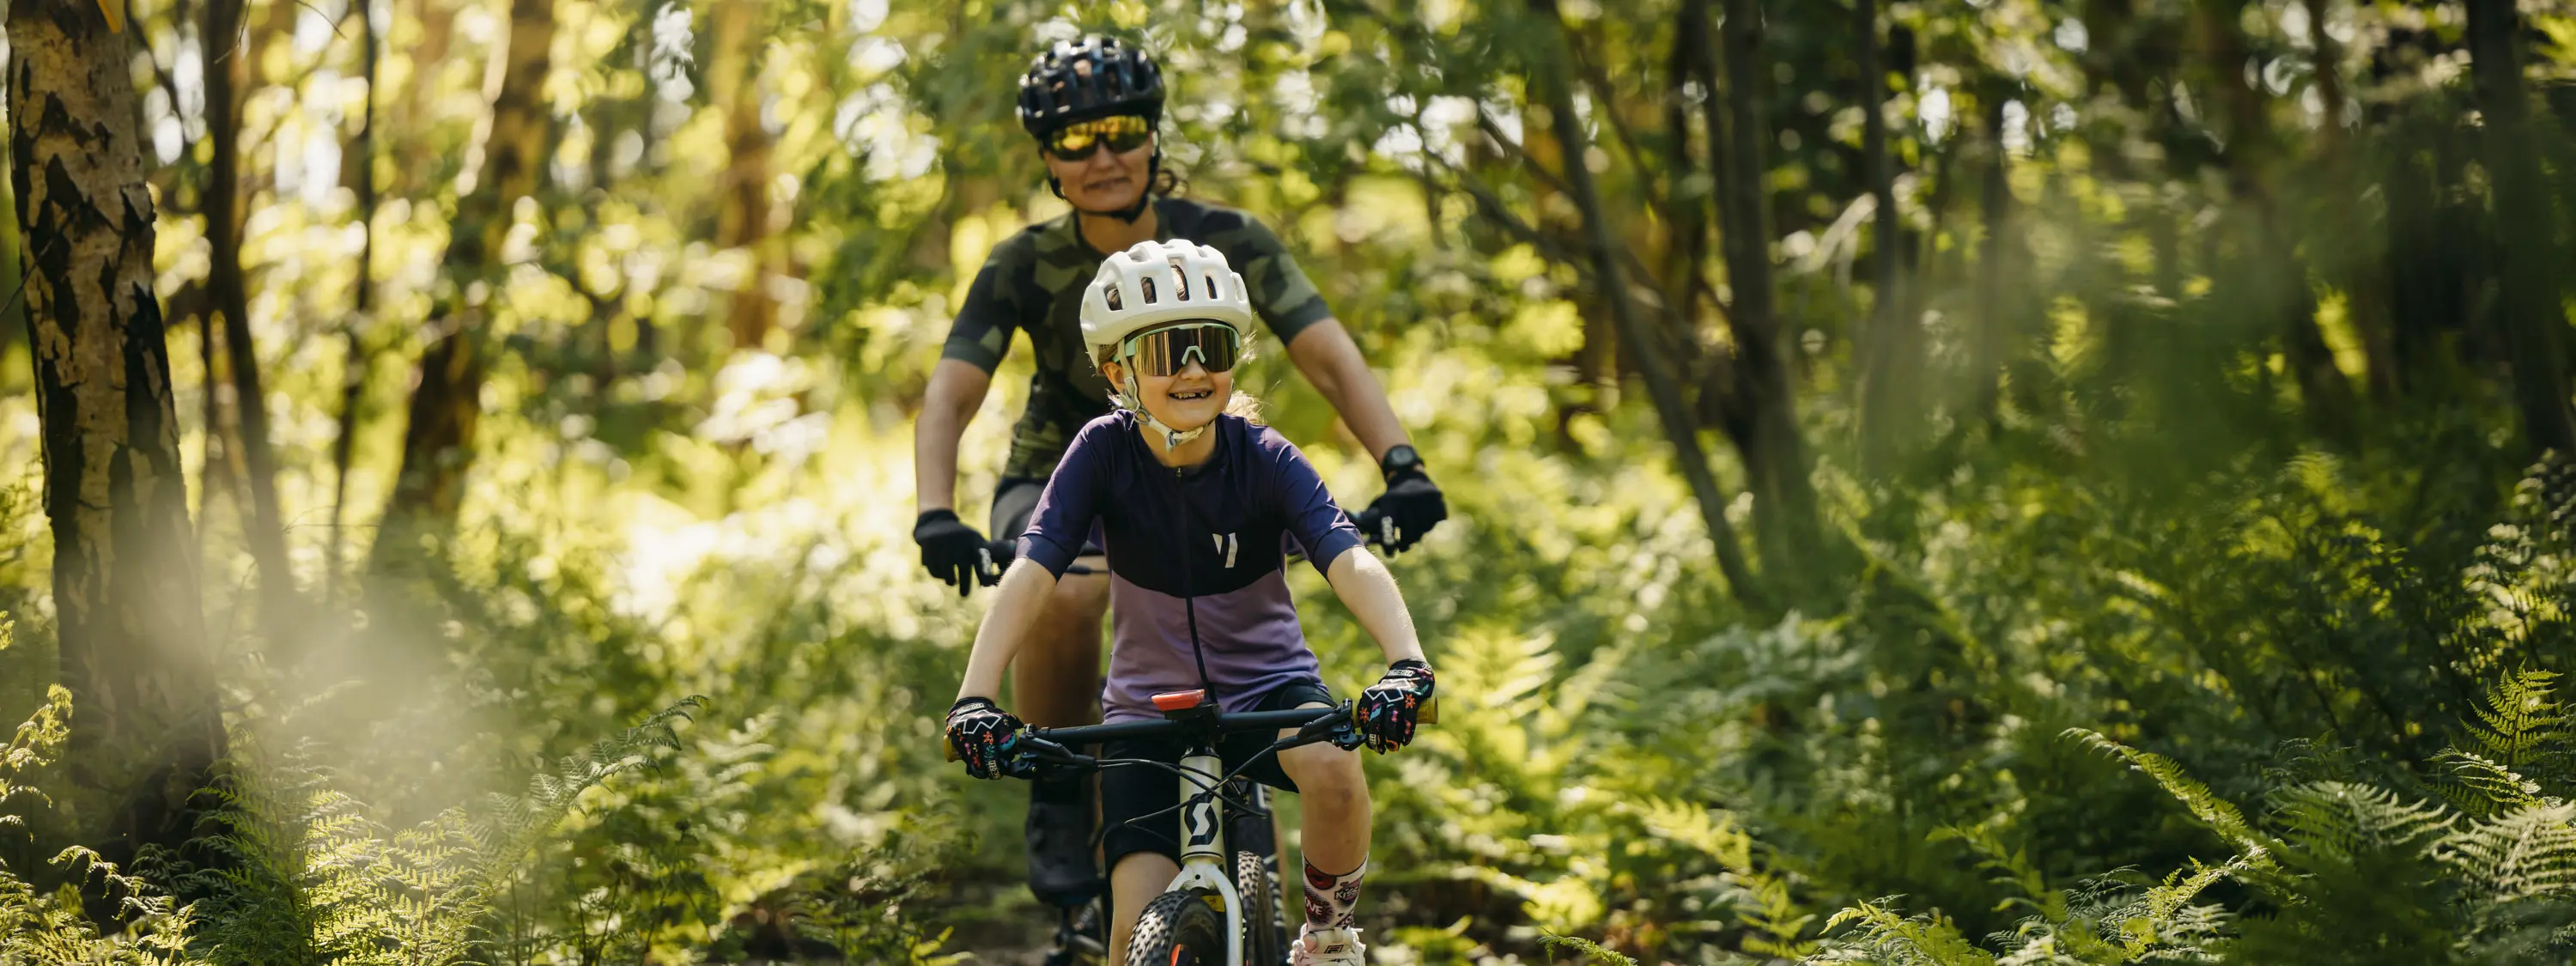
top-left (1113, 348), bottom-right (1210, 451)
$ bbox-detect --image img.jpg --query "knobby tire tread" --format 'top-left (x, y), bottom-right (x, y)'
top-left (1125, 888), bottom-right (1225, 966)
top-left (1234, 850), bottom-right (1280, 966)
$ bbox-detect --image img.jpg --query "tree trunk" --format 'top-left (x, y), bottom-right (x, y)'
top-left (2467, 0), bottom-right (2576, 456)
top-left (204, 0), bottom-right (301, 638)
top-left (1714, 0), bottom-right (1824, 585)
top-left (375, 0), bottom-right (556, 564)
top-left (1526, 0), bottom-right (1765, 610)
top-left (709, 0), bottom-right (780, 349)
top-left (1972, 95), bottom-right (2015, 424)
top-left (329, 0), bottom-right (382, 599)
top-left (0, 126), bottom-right (22, 364)
top-left (10, 0), bottom-right (227, 868)
top-left (1851, 0), bottom-right (1910, 474)
top-left (2195, 0), bottom-right (2356, 439)
top-left (391, 0), bottom-right (459, 199)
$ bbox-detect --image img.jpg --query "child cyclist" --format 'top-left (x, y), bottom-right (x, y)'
top-left (945, 240), bottom-right (1437, 965)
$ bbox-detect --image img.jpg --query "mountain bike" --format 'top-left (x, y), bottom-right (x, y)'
top-left (952, 689), bottom-right (1434, 965)
top-left (967, 507), bottom-right (1408, 963)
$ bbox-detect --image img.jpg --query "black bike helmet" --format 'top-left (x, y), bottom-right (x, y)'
top-left (1017, 35), bottom-right (1164, 137)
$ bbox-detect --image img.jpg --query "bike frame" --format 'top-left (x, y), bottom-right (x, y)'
top-left (1165, 744), bottom-right (1243, 966)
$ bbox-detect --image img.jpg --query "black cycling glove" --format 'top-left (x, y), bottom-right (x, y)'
top-left (914, 509), bottom-right (989, 597)
top-left (946, 697), bottom-right (1024, 780)
top-left (1363, 448), bottom-right (1446, 555)
top-left (1356, 659), bottom-right (1435, 753)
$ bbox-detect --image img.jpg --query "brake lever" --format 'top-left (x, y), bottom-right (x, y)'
top-left (976, 544), bottom-right (1005, 586)
top-left (1291, 701), bottom-right (1365, 751)
top-left (1004, 735), bottom-right (1096, 779)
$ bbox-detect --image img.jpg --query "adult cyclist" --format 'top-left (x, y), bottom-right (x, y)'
top-left (911, 35), bottom-right (1447, 913)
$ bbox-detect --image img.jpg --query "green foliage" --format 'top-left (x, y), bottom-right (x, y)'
top-left (27, 0), bottom-right (2576, 961)
top-left (0, 848), bottom-right (198, 966)
top-left (1813, 670), bottom-right (2576, 965)
top-left (181, 698), bottom-right (706, 966)
top-left (1540, 930), bottom-right (1643, 965)
top-left (0, 625), bottom-right (196, 965)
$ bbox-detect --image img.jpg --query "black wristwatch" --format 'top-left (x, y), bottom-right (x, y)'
top-left (1380, 445), bottom-right (1423, 479)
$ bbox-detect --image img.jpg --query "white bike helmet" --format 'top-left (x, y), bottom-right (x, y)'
top-left (1080, 240), bottom-right (1253, 447)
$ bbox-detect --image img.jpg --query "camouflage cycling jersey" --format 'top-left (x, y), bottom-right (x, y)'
top-left (940, 197), bottom-right (1333, 479)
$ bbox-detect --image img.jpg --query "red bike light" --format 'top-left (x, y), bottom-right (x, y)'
top-left (1151, 690), bottom-right (1207, 712)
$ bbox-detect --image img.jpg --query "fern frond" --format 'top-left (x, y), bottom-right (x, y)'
top-left (1539, 931), bottom-right (1641, 965)
top-left (2103, 855), bottom-right (2242, 957)
top-left (2461, 669), bottom-right (2569, 777)
top-left (1812, 897), bottom-right (2000, 965)
top-left (0, 683), bottom-right (71, 819)
top-left (2268, 781), bottom-right (2454, 866)
top-left (2436, 802), bottom-right (2576, 905)
top-left (2431, 748), bottom-right (2550, 820)
top-left (1931, 821), bottom-right (2059, 920)
top-left (2066, 728), bottom-right (2276, 860)
top-left (1628, 798), bottom-right (1816, 954)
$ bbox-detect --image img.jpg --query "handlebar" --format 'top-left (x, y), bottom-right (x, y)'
top-left (943, 695), bottom-right (1439, 764)
top-left (976, 540), bottom-right (1095, 584)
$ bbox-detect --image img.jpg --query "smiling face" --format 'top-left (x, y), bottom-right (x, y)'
top-left (1102, 349), bottom-right (1230, 436)
top-left (1044, 130), bottom-right (1156, 214)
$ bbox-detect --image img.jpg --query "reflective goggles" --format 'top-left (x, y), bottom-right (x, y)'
top-left (1120, 322), bottom-right (1242, 377)
top-left (1045, 114), bottom-right (1153, 161)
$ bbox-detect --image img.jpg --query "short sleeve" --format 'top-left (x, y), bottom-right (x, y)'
top-left (1206, 212), bottom-right (1333, 343)
top-left (1263, 429), bottom-right (1365, 576)
top-left (1018, 419), bottom-right (1111, 577)
top-left (939, 240), bottom-right (1029, 373)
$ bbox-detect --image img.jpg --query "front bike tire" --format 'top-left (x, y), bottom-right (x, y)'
top-left (1125, 888), bottom-right (1226, 966)
top-left (1233, 850), bottom-right (1280, 966)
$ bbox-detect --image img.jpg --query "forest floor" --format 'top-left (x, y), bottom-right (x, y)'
top-left (928, 878), bottom-right (1068, 964)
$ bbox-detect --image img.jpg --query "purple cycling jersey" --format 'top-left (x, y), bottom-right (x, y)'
top-left (1018, 411), bottom-right (1366, 722)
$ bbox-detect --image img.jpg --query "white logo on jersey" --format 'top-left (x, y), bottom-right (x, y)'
top-left (1211, 532), bottom-right (1238, 568)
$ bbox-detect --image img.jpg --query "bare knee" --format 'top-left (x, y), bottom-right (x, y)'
top-left (1283, 744), bottom-right (1369, 812)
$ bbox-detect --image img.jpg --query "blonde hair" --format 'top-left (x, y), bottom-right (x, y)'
top-left (1225, 391), bottom-right (1265, 425)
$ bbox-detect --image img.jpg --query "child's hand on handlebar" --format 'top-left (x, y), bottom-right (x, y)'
top-left (945, 696), bottom-right (1025, 779)
top-left (1356, 659), bottom-right (1436, 752)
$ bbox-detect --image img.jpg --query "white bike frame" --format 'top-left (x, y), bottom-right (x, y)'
top-left (1163, 749), bottom-right (1244, 966)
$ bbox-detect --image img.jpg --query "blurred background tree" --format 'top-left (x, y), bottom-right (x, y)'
top-left (12, 0), bottom-right (2576, 961)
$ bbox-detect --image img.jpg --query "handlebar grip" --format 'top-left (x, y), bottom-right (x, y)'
top-left (1352, 507), bottom-right (1390, 549)
top-left (1345, 696), bottom-right (1440, 727)
top-left (943, 738), bottom-right (959, 762)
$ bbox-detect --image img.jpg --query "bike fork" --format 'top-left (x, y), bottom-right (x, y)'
top-left (1165, 750), bottom-right (1244, 964)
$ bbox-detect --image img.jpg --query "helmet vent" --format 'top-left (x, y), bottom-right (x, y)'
top-left (1169, 257), bottom-right (1192, 301)
top-left (1104, 284), bottom-right (1123, 311)
top-left (1204, 275), bottom-right (1218, 300)
top-left (1140, 276), bottom-right (1158, 304)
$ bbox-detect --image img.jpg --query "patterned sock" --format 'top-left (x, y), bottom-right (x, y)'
top-left (1301, 859), bottom-right (1367, 929)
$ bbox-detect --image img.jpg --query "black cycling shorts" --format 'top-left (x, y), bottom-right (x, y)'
top-left (1098, 681), bottom-right (1335, 874)
top-left (992, 475), bottom-right (1105, 559)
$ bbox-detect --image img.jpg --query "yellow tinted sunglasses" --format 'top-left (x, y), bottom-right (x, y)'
top-left (1046, 114), bottom-right (1153, 161)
